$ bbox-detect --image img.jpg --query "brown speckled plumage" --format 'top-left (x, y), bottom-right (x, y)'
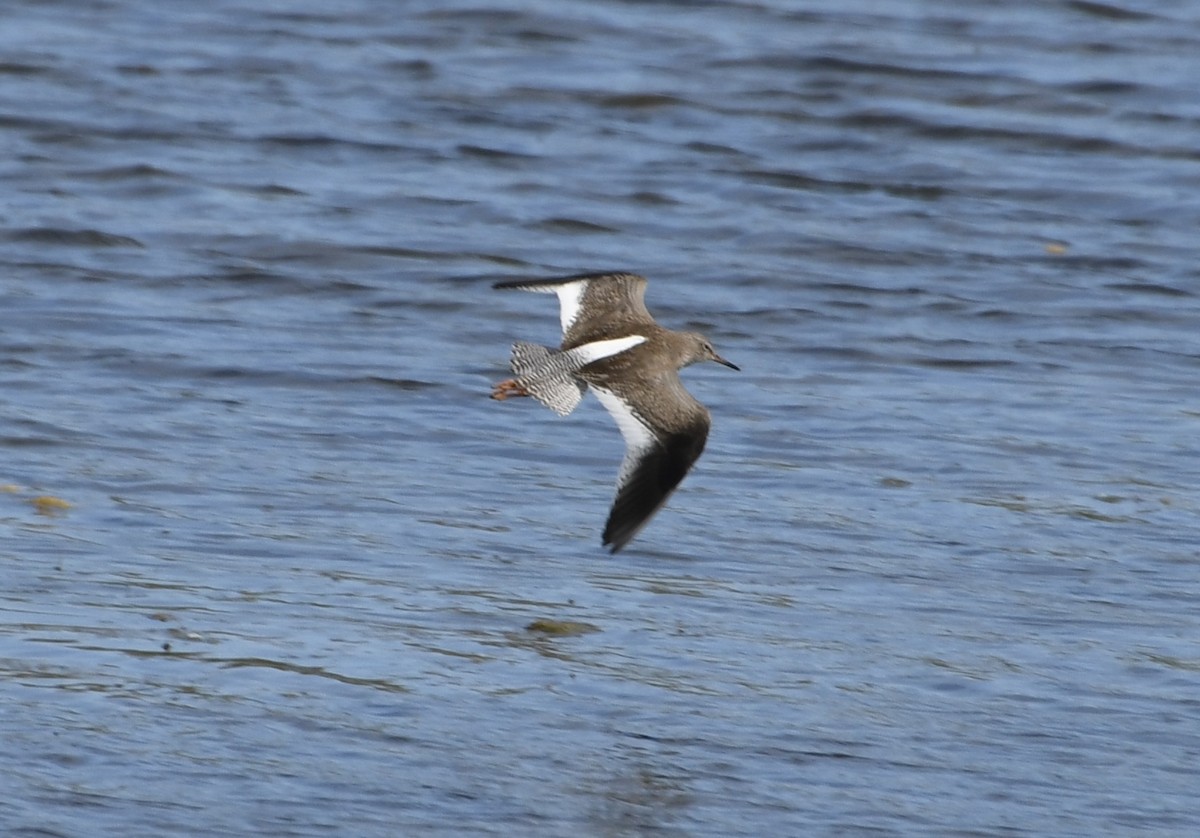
top-left (492, 272), bottom-right (737, 553)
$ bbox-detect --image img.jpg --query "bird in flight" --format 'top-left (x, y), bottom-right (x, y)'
top-left (492, 271), bottom-right (738, 553)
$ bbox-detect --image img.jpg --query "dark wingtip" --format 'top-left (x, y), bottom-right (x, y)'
top-left (603, 525), bottom-right (633, 554)
top-left (494, 271), bottom-right (642, 291)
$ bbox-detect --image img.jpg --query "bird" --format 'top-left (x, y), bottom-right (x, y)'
top-left (491, 271), bottom-right (738, 552)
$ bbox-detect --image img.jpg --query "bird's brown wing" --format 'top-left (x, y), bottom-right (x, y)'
top-left (590, 376), bottom-right (710, 553)
top-left (493, 272), bottom-right (655, 348)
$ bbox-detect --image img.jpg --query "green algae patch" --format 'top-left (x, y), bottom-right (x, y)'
top-left (525, 619), bottom-right (599, 637)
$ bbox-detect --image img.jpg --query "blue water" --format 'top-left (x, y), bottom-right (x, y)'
top-left (2, 1), bottom-right (1199, 835)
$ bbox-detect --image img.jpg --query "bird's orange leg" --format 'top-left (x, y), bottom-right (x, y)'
top-left (491, 378), bottom-right (530, 401)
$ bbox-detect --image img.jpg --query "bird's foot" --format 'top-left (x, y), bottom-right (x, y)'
top-left (491, 378), bottom-right (530, 401)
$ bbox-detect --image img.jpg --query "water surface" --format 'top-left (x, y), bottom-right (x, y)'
top-left (2, 1), bottom-right (1199, 835)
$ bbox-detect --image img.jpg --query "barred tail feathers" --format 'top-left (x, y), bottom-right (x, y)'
top-left (510, 341), bottom-right (587, 416)
top-left (509, 335), bottom-right (646, 417)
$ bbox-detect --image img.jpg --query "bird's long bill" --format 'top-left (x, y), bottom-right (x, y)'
top-left (714, 354), bottom-right (739, 371)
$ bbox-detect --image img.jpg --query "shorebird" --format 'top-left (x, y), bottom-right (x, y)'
top-left (491, 271), bottom-right (737, 552)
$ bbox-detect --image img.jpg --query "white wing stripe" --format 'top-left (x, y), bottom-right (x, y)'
top-left (554, 281), bottom-right (587, 335)
top-left (592, 386), bottom-right (657, 489)
top-left (569, 335), bottom-right (646, 365)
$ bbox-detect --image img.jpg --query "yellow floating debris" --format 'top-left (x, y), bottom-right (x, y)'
top-left (31, 495), bottom-right (72, 515)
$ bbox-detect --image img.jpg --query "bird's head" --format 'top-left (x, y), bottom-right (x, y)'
top-left (682, 332), bottom-right (739, 371)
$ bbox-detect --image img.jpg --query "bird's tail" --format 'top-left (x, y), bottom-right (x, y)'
top-left (510, 342), bottom-right (588, 416)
